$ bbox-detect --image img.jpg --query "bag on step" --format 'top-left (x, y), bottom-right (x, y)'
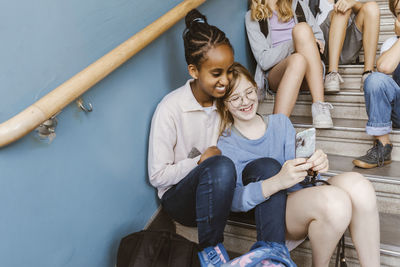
top-left (222, 241), bottom-right (297, 267)
top-left (116, 230), bottom-right (200, 267)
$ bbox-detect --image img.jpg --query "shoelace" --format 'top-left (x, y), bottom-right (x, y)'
top-left (326, 72), bottom-right (344, 83)
top-left (366, 142), bottom-right (384, 167)
top-left (318, 101), bottom-right (333, 114)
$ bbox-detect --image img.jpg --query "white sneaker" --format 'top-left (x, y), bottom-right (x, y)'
top-left (360, 70), bottom-right (373, 92)
top-left (312, 101), bottom-right (333, 128)
top-left (324, 72), bottom-right (343, 94)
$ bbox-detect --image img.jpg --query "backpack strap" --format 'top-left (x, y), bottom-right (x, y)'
top-left (258, 19), bottom-right (269, 38)
top-left (295, 2), bottom-right (306, 23)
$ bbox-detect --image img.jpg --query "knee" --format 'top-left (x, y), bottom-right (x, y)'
top-left (292, 22), bottom-right (313, 42)
top-left (244, 157), bottom-right (282, 182)
top-left (314, 187), bottom-right (352, 231)
top-left (207, 155), bottom-right (236, 190)
top-left (364, 72), bottom-right (389, 95)
top-left (287, 53), bottom-right (307, 70)
top-left (342, 172), bottom-right (377, 212)
top-left (361, 2), bottom-right (380, 18)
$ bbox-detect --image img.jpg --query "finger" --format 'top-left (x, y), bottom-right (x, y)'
top-left (311, 154), bottom-right (327, 168)
top-left (294, 162), bottom-right (313, 172)
top-left (290, 157), bottom-right (308, 166)
top-left (312, 160), bottom-right (328, 172)
top-left (307, 149), bottom-right (324, 163)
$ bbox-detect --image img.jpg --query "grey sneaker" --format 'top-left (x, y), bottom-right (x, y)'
top-left (360, 70), bottom-right (373, 92)
top-left (312, 101), bottom-right (333, 128)
top-left (353, 140), bottom-right (393, 168)
top-left (324, 72), bottom-right (343, 94)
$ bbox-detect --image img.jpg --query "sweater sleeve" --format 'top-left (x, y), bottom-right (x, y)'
top-left (300, 1), bottom-right (325, 44)
top-left (245, 12), bottom-right (294, 72)
top-left (217, 134), bottom-right (267, 212)
top-left (148, 103), bottom-right (200, 191)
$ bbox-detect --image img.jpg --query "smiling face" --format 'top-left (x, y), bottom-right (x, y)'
top-left (188, 44), bottom-right (234, 107)
top-left (225, 74), bottom-right (258, 122)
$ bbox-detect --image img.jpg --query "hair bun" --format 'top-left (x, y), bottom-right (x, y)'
top-left (185, 9), bottom-right (208, 29)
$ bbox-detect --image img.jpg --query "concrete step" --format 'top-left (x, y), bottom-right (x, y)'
top-left (259, 98), bottom-right (369, 120)
top-left (288, 116), bottom-right (400, 162)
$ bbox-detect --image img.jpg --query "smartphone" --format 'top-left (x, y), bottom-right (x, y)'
top-left (295, 128), bottom-right (316, 158)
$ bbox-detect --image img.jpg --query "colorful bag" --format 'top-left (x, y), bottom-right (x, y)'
top-left (222, 241), bottom-right (297, 267)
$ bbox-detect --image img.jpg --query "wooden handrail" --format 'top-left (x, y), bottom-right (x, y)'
top-left (0, 0), bottom-right (206, 148)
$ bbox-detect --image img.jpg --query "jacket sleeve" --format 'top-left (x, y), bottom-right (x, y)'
top-left (217, 135), bottom-right (267, 212)
top-left (245, 12), bottom-right (294, 72)
top-left (148, 103), bottom-right (200, 190)
top-left (300, 1), bottom-right (325, 44)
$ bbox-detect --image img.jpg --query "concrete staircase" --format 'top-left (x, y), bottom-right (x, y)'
top-left (176, 0), bottom-right (400, 266)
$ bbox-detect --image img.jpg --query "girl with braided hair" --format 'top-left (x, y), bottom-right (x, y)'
top-left (148, 9), bottom-right (236, 267)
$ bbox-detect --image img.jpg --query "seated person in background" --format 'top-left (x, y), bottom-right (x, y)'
top-left (316, 0), bottom-right (380, 92)
top-left (246, 0), bottom-right (334, 129)
top-left (217, 62), bottom-right (380, 267)
top-left (353, 0), bottom-right (400, 168)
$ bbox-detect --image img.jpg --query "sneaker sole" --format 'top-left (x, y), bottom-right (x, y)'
top-left (352, 159), bottom-right (392, 169)
top-left (324, 86), bottom-right (340, 94)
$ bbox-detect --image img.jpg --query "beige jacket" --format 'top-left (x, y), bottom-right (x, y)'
top-left (148, 79), bottom-right (220, 198)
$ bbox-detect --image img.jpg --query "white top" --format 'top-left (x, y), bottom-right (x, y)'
top-left (316, 0), bottom-right (334, 25)
top-left (381, 36), bottom-right (399, 54)
top-left (148, 79), bottom-right (220, 198)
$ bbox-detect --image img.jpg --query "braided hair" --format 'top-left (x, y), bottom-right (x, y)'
top-left (183, 9), bottom-right (233, 68)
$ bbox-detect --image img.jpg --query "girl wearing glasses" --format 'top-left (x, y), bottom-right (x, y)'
top-left (216, 63), bottom-right (380, 266)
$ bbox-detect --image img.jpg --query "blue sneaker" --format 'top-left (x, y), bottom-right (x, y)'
top-left (198, 243), bottom-right (230, 267)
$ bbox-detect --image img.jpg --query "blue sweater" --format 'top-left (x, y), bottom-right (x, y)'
top-left (217, 114), bottom-right (303, 212)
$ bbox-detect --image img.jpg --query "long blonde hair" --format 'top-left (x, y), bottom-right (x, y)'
top-left (216, 63), bottom-right (258, 136)
top-left (250, 0), bottom-right (293, 22)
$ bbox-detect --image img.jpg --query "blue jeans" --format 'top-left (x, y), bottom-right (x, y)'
top-left (161, 155), bottom-right (236, 249)
top-left (242, 158), bottom-right (287, 244)
top-left (364, 66), bottom-right (400, 136)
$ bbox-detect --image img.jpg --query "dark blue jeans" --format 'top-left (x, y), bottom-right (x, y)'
top-left (364, 65), bottom-right (400, 136)
top-left (242, 158), bottom-right (287, 244)
top-left (161, 155), bottom-right (236, 249)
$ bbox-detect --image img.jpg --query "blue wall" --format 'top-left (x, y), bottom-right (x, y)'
top-left (0, 0), bottom-right (250, 266)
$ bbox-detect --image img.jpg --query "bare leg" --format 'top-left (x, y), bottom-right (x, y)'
top-left (267, 54), bottom-right (306, 116)
top-left (328, 10), bottom-right (352, 73)
top-left (355, 2), bottom-right (380, 72)
top-left (286, 185), bottom-right (352, 266)
top-left (328, 172), bottom-right (380, 267)
top-left (292, 22), bottom-right (325, 103)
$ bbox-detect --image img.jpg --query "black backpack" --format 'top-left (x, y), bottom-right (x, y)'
top-left (116, 230), bottom-right (200, 267)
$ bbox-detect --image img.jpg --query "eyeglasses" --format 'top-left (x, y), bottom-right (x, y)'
top-left (226, 87), bottom-right (258, 108)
